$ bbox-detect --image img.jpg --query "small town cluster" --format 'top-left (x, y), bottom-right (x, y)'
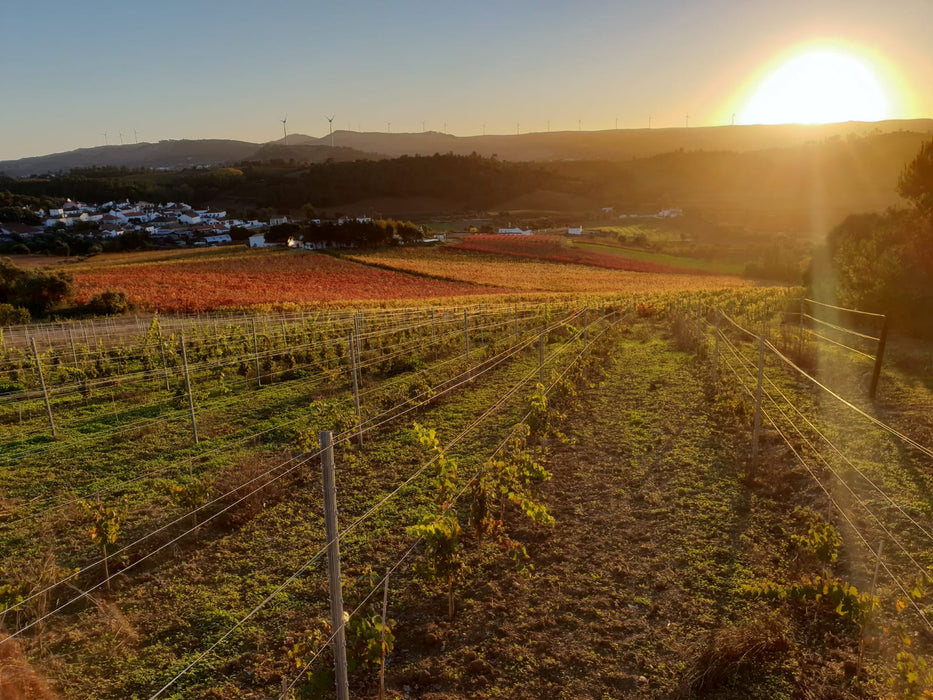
top-left (0, 198), bottom-right (293, 248)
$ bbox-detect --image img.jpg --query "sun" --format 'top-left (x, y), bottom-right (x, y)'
top-left (738, 47), bottom-right (891, 125)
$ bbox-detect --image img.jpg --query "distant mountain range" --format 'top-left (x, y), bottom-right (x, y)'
top-left (2, 120), bottom-right (931, 178)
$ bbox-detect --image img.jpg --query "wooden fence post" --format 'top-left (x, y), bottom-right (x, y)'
top-left (379, 568), bottom-right (390, 700)
top-left (251, 319), bottom-right (261, 387)
top-left (751, 333), bottom-right (765, 468)
top-left (869, 315), bottom-right (889, 400)
top-left (349, 332), bottom-right (363, 447)
top-left (157, 329), bottom-right (171, 392)
top-left (68, 328), bottom-right (78, 367)
top-left (858, 540), bottom-right (884, 680)
top-left (797, 299), bottom-right (805, 358)
top-left (180, 335), bottom-right (199, 445)
top-left (320, 431), bottom-right (350, 700)
top-left (30, 337), bottom-right (56, 438)
top-left (538, 331), bottom-right (545, 384)
top-left (712, 310), bottom-right (720, 385)
top-left (463, 310), bottom-right (469, 360)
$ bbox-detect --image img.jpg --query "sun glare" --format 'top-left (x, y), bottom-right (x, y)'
top-left (738, 47), bottom-right (891, 125)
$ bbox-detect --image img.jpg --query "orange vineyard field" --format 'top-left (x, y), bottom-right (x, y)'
top-left (348, 246), bottom-right (751, 294)
top-left (66, 248), bottom-right (512, 312)
top-left (448, 234), bottom-right (716, 274)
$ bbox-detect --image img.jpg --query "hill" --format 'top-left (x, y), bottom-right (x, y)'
top-left (1, 119), bottom-right (931, 178)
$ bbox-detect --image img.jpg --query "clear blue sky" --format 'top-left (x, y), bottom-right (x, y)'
top-left (2, 0), bottom-right (931, 161)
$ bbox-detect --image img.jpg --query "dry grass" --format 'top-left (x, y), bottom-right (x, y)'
top-left (0, 633), bottom-right (58, 700)
top-left (675, 617), bottom-right (790, 697)
top-left (211, 451), bottom-right (295, 528)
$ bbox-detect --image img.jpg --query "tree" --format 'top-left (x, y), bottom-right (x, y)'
top-left (898, 139), bottom-right (933, 213)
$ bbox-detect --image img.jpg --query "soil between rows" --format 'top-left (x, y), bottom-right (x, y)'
top-left (385, 323), bottom-right (860, 699)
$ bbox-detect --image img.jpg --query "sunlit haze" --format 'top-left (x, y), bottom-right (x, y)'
top-left (1, 0), bottom-right (931, 161)
top-left (738, 47), bottom-right (892, 125)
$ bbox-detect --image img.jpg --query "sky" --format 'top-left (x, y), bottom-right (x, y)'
top-left (1, 0), bottom-right (931, 162)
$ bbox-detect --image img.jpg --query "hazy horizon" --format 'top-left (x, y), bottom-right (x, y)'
top-left (3, 0), bottom-right (932, 162)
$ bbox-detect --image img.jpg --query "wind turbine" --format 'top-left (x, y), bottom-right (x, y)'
top-left (101, 132), bottom-right (108, 146)
top-left (325, 114), bottom-right (335, 147)
top-left (119, 131), bottom-right (125, 145)
top-left (134, 128), bottom-right (140, 144)
top-left (281, 115), bottom-right (288, 146)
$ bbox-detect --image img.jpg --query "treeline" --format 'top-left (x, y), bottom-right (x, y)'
top-left (265, 218), bottom-right (422, 247)
top-left (0, 155), bottom-right (569, 213)
top-left (811, 139), bottom-right (933, 335)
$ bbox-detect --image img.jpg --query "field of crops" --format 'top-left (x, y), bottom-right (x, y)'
top-left (347, 246), bottom-right (750, 294)
top-left (2, 287), bottom-right (933, 699)
top-left (447, 234), bottom-right (710, 274)
top-left (61, 248), bottom-right (511, 312)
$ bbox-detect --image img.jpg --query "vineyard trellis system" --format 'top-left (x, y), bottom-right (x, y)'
top-left (0, 295), bottom-right (632, 698)
top-left (4, 286), bottom-right (929, 697)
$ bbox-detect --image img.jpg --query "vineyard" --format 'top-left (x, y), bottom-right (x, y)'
top-left (1, 287), bottom-right (932, 698)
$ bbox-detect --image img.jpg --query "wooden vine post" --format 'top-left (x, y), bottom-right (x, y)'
top-left (68, 328), bottom-right (78, 367)
top-left (869, 315), bottom-right (889, 400)
top-left (712, 309), bottom-right (720, 385)
top-left (379, 568), bottom-right (390, 700)
top-left (156, 325), bottom-right (171, 392)
top-left (30, 337), bottom-right (56, 438)
top-left (349, 332), bottom-right (363, 447)
top-left (463, 309), bottom-right (469, 360)
top-left (179, 335), bottom-right (199, 445)
top-left (751, 333), bottom-right (765, 468)
top-left (538, 331), bottom-right (545, 384)
top-left (320, 431), bottom-right (350, 700)
top-left (251, 318), bottom-right (261, 387)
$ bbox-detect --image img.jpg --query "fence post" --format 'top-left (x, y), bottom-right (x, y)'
top-left (712, 310), bottom-right (720, 385)
top-left (320, 431), bottom-right (350, 700)
top-left (281, 318), bottom-right (288, 349)
top-left (751, 333), bottom-right (765, 468)
top-left (857, 540), bottom-right (884, 681)
top-left (251, 319), bottom-right (261, 387)
top-left (463, 309), bottom-right (469, 360)
top-left (379, 568), bottom-right (390, 700)
top-left (179, 335), bottom-right (199, 445)
top-left (869, 315), bottom-right (889, 400)
top-left (30, 337), bottom-right (56, 438)
top-left (797, 299), bottom-right (805, 358)
top-left (349, 332), bottom-right (363, 447)
top-left (157, 328), bottom-right (171, 392)
top-left (583, 306), bottom-right (588, 344)
top-left (68, 328), bottom-right (78, 367)
top-left (538, 331), bottom-right (545, 384)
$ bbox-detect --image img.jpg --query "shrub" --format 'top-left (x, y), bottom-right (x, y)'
top-left (0, 303), bottom-right (29, 325)
top-left (86, 290), bottom-right (131, 316)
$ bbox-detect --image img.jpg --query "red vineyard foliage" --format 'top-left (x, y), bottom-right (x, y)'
top-left (72, 250), bottom-right (512, 312)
